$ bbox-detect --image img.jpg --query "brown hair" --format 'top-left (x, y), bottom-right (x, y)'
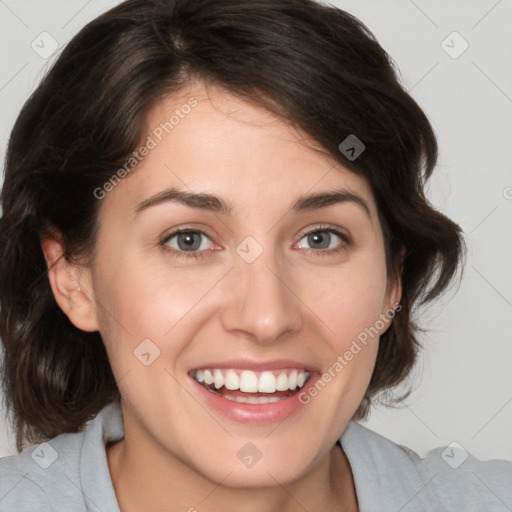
top-left (0, 0), bottom-right (464, 450)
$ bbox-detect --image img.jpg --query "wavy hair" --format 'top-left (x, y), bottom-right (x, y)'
top-left (0, 0), bottom-right (464, 450)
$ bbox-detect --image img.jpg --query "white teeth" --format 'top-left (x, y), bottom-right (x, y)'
top-left (239, 370), bottom-right (258, 393)
top-left (203, 369), bottom-right (214, 385)
top-left (258, 371), bottom-right (276, 393)
top-left (193, 368), bottom-right (310, 394)
top-left (224, 370), bottom-right (239, 390)
top-left (214, 369), bottom-right (224, 389)
top-left (288, 370), bottom-right (298, 390)
top-left (276, 372), bottom-right (289, 391)
top-left (223, 395), bottom-right (284, 404)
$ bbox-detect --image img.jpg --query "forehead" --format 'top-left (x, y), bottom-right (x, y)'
top-left (101, 81), bottom-right (377, 218)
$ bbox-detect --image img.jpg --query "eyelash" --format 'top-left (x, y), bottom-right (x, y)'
top-left (159, 225), bottom-right (350, 260)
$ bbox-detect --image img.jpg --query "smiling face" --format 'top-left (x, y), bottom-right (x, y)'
top-left (52, 81), bottom-right (400, 488)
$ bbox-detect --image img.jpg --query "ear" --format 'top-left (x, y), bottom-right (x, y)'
top-left (376, 277), bottom-right (402, 336)
top-left (387, 276), bottom-right (402, 310)
top-left (378, 249), bottom-right (405, 335)
top-left (41, 237), bottom-right (99, 332)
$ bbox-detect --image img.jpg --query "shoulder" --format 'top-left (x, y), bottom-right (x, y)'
top-left (0, 430), bottom-right (85, 511)
top-left (341, 421), bottom-right (512, 512)
top-left (421, 444), bottom-right (512, 510)
top-left (0, 403), bottom-right (123, 512)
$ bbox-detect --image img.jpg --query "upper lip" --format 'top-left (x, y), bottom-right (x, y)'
top-left (189, 359), bottom-right (318, 372)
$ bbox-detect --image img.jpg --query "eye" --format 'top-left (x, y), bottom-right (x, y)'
top-left (296, 228), bottom-right (348, 253)
top-left (162, 229), bottom-right (214, 256)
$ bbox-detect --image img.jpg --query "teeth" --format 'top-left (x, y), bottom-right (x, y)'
top-left (214, 369), bottom-right (224, 389)
top-left (203, 369), bottom-right (214, 385)
top-left (193, 368), bottom-right (310, 394)
top-left (288, 370), bottom-right (298, 390)
top-left (240, 370), bottom-right (258, 393)
top-left (223, 395), bottom-right (284, 404)
top-left (224, 370), bottom-right (239, 390)
top-left (276, 372), bottom-right (289, 391)
top-left (258, 372), bottom-right (276, 393)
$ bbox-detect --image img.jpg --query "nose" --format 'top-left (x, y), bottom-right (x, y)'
top-left (220, 251), bottom-right (303, 346)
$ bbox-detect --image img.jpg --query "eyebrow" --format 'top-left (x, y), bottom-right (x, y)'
top-left (134, 186), bottom-right (371, 219)
top-left (291, 189), bottom-right (371, 218)
top-left (135, 187), bottom-right (233, 216)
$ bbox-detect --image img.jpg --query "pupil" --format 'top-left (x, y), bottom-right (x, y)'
top-left (309, 232), bottom-right (330, 249)
top-left (178, 233), bottom-right (201, 251)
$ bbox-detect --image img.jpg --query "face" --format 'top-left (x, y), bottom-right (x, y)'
top-left (60, 82), bottom-right (399, 487)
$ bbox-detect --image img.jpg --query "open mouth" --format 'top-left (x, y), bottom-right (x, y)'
top-left (189, 368), bottom-right (312, 404)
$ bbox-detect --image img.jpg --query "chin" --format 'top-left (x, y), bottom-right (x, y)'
top-left (186, 442), bottom-right (316, 489)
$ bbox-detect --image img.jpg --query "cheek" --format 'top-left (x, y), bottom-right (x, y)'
top-left (302, 251), bottom-right (389, 343)
top-left (91, 252), bottom-right (223, 370)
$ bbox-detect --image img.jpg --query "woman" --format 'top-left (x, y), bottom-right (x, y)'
top-left (0, 0), bottom-right (510, 510)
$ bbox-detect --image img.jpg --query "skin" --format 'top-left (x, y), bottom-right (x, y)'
top-left (43, 81), bottom-right (400, 512)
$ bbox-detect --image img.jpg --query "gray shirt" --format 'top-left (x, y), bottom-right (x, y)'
top-left (0, 402), bottom-right (511, 511)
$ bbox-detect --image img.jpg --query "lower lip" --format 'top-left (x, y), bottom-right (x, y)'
top-left (190, 374), bottom-right (319, 424)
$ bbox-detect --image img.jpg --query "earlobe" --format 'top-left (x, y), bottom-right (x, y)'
top-left (41, 237), bottom-right (99, 332)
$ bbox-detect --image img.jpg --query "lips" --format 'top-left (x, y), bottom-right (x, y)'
top-left (187, 359), bottom-right (318, 422)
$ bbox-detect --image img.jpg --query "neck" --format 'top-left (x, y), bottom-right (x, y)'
top-left (107, 416), bottom-right (358, 512)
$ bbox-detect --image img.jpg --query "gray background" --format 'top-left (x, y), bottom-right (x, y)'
top-left (0, 0), bottom-right (511, 462)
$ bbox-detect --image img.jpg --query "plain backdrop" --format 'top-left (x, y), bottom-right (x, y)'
top-left (0, 0), bottom-right (511, 462)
